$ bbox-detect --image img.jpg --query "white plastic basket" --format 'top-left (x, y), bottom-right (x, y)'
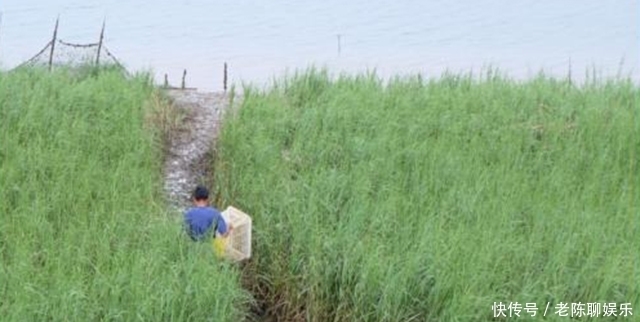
top-left (219, 206), bottom-right (252, 262)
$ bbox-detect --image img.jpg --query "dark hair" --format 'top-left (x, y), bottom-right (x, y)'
top-left (193, 186), bottom-right (209, 201)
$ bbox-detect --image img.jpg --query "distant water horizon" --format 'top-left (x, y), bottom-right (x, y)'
top-left (1, 0), bottom-right (637, 91)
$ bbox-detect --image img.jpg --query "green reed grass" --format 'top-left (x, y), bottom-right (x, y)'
top-left (0, 67), bottom-right (247, 321)
top-left (214, 69), bottom-right (639, 321)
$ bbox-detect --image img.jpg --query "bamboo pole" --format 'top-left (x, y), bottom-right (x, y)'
top-left (96, 19), bottom-right (105, 66)
top-left (48, 17), bottom-right (59, 71)
top-left (224, 62), bottom-right (228, 92)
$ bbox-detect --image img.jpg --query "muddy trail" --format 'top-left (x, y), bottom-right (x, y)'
top-left (163, 89), bottom-right (230, 213)
top-left (162, 89), bottom-right (278, 322)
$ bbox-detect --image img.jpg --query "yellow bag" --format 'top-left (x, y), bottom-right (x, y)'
top-left (212, 237), bottom-right (228, 258)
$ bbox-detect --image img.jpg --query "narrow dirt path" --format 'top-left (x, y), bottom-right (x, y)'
top-left (162, 90), bottom-right (273, 321)
top-left (163, 89), bottom-right (229, 213)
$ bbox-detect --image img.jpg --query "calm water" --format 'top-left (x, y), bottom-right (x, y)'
top-left (1, 0), bottom-right (638, 91)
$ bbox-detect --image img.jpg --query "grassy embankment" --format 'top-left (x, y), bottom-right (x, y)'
top-left (0, 68), bottom-right (247, 321)
top-left (214, 70), bottom-right (639, 321)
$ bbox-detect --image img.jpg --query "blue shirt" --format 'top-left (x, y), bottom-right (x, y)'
top-left (184, 206), bottom-right (228, 241)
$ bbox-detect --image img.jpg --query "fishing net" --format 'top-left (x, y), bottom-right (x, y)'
top-left (16, 38), bottom-right (127, 73)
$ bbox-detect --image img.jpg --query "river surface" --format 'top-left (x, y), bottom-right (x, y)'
top-left (1, 0), bottom-right (638, 91)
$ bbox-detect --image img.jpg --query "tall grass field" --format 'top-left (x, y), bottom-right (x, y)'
top-left (214, 70), bottom-right (639, 321)
top-left (0, 68), bottom-right (246, 321)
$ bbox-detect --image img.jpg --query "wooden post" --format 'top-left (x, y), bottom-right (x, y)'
top-left (223, 62), bottom-right (228, 92)
top-left (164, 74), bottom-right (169, 88)
top-left (181, 69), bottom-right (187, 89)
top-left (95, 19), bottom-right (105, 66)
top-left (48, 17), bottom-right (59, 71)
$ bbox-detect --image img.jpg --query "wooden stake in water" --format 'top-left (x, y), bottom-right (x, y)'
top-left (181, 69), bottom-right (187, 89)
